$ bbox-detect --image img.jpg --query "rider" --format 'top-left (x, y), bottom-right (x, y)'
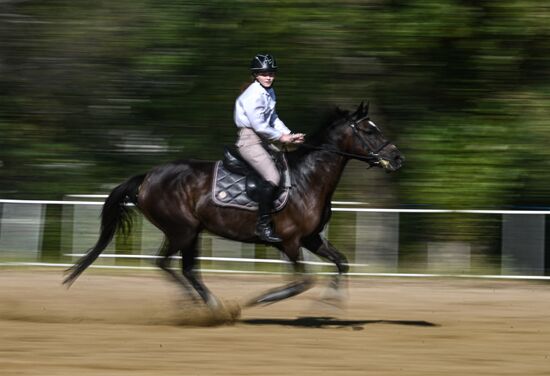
top-left (234, 53), bottom-right (305, 243)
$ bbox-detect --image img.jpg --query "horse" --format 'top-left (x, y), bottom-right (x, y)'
top-left (64, 101), bottom-right (404, 310)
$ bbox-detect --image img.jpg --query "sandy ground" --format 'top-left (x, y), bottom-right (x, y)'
top-left (0, 269), bottom-right (549, 375)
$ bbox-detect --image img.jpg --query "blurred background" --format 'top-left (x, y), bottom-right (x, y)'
top-left (1, 0), bottom-right (550, 275)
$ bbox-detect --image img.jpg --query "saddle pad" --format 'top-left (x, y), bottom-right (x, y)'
top-left (211, 161), bottom-right (289, 212)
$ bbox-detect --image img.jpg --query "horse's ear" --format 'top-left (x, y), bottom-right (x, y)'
top-left (359, 100), bottom-right (370, 117)
top-left (352, 102), bottom-right (363, 118)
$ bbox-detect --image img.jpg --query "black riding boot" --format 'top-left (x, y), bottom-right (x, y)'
top-left (255, 181), bottom-right (282, 243)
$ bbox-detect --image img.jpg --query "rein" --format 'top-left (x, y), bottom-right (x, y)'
top-left (299, 116), bottom-right (391, 167)
top-left (299, 143), bottom-right (378, 164)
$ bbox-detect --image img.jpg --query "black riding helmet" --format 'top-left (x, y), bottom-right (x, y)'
top-left (250, 54), bottom-right (277, 73)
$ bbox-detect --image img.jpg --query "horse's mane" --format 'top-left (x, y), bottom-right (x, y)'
top-left (306, 107), bottom-right (350, 145)
top-left (285, 103), bottom-right (369, 169)
top-left (286, 106), bottom-right (348, 163)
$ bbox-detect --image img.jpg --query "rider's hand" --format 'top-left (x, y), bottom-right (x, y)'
top-left (291, 133), bottom-right (305, 144)
top-left (279, 133), bottom-right (305, 144)
top-left (279, 134), bottom-right (292, 144)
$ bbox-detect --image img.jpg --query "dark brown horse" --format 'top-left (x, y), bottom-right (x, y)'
top-left (64, 102), bottom-right (403, 309)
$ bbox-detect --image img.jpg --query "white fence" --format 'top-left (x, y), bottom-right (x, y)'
top-left (0, 198), bottom-right (548, 279)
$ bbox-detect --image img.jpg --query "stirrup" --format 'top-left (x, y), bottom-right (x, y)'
top-left (256, 224), bottom-right (282, 243)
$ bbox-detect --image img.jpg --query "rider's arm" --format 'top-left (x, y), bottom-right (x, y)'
top-left (273, 114), bottom-right (291, 136)
top-left (240, 92), bottom-right (283, 142)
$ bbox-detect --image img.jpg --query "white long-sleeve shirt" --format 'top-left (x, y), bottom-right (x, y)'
top-left (234, 80), bottom-right (291, 142)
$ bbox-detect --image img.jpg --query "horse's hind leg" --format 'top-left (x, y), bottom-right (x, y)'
top-left (179, 235), bottom-right (221, 309)
top-left (156, 236), bottom-right (199, 301)
top-left (157, 231), bottom-right (220, 309)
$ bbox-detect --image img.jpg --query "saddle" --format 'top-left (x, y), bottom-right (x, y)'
top-left (211, 146), bottom-right (291, 212)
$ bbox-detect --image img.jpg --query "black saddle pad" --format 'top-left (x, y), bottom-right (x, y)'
top-left (211, 161), bottom-right (289, 212)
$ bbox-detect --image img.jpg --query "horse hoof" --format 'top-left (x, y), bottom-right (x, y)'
top-left (176, 299), bottom-right (241, 326)
top-left (320, 284), bottom-right (348, 307)
top-left (321, 292), bottom-right (345, 305)
top-left (205, 295), bottom-right (222, 311)
top-left (222, 299), bottom-right (242, 322)
top-left (207, 299), bottom-right (242, 324)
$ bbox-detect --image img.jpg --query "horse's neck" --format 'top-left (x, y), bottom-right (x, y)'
top-left (293, 149), bottom-right (348, 201)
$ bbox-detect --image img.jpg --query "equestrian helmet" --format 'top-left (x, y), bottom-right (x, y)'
top-left (250, 54), bottom-right (278, 73)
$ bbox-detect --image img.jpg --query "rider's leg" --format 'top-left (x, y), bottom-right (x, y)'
top-left (236, 128), bottom-right (282, 243)
top-left (255, 179), bottom-right (282, 243)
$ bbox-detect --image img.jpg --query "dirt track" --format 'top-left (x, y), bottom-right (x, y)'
top-left (1, 269), bottom-right (549, 375)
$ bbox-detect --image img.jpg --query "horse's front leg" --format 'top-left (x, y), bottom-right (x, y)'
top-left (302, 234), bottom-right (349, 302)
top-left (245, 243), bottom-right (314, 308)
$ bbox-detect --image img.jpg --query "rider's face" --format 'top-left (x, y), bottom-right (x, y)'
top-left (255, 71), bottom-right (276, 87)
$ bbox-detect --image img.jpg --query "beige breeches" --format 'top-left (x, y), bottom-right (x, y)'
top-left (236, 128), bottom-right (281, 186)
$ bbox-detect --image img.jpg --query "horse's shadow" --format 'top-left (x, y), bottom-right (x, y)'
top-left (240, 316), bottom-right (438, 330)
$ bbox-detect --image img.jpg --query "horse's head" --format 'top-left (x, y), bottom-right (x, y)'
top-left (333, 102), bottom-right (404, 172)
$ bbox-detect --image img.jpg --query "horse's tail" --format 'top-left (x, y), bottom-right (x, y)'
top-left (63, 173), bottom-right (146, 286)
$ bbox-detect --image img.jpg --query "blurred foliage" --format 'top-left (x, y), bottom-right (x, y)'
top-left (2, 0), bottom-right (550, 248)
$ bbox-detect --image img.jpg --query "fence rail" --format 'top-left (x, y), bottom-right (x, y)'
top-left (0, 198), bottom-right (548, 278)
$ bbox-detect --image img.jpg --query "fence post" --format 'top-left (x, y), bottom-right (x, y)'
top-left (0, 203), bottom-right (45, 260)
top-left (501, 214), bottom-right (545, 275)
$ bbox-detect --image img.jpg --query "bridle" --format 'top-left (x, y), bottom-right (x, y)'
top-left (348, 115), bottom-right (391, 167)
top-left (301, 116), bottom-right (391, 168)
